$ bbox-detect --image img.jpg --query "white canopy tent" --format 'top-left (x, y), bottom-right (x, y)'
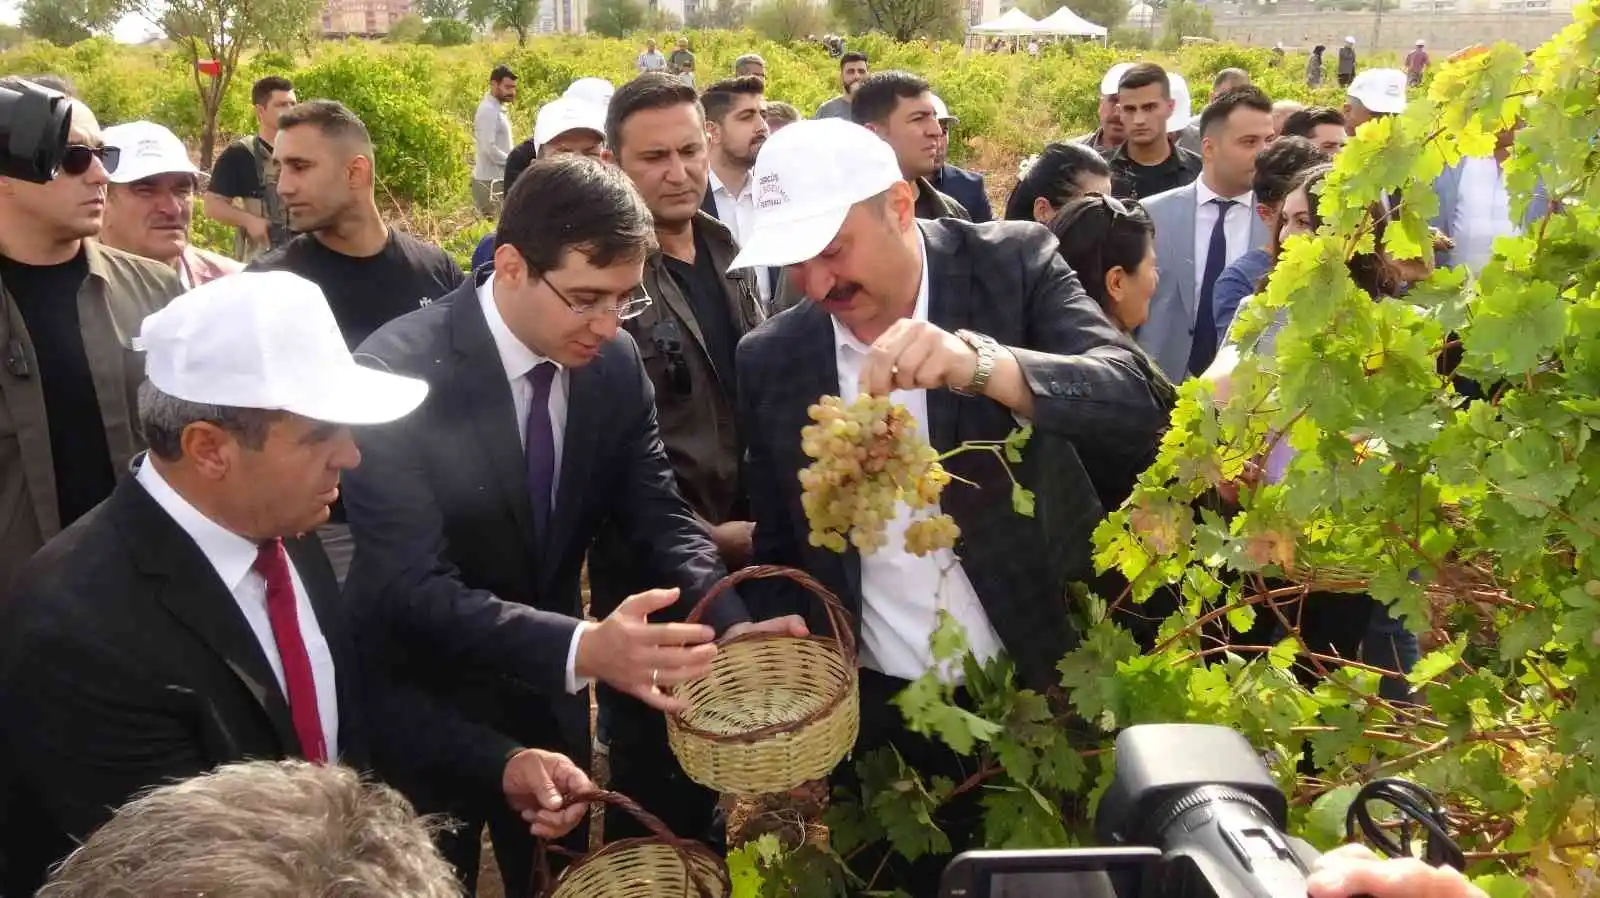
top-left (968, 7), bottom-right (1043, 35)
top-left (1036, 6), bottom-right (1109, 39)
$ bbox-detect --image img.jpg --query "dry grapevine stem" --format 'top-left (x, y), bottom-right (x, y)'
top-left (798, 394), bottom-right (957, 556)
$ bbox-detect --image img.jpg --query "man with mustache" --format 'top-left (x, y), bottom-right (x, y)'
top-left (589, 71), bottom-right (771, 844)
top-left (100, 121), bottom-right (242, 288)
top-left (699, 75), bottom-right (774, 310)
top-left (0, 79), bottom-right (182, 600)
top-left (851, 71), bottom-right (969, 222)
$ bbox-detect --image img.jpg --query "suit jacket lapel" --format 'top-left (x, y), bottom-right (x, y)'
top-left (796, 305), bottom-right (862, 600)
top-left (920, 223), bottom-right (969, 454)
top-left (449, 291), bottom-right (539, 555)
top-left (115, 478), bottom-right (301, 756)
top-left (543, 361), bottom-right (599, 594)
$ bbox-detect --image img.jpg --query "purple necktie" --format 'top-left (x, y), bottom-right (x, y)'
top-left (525, 362), bottom-right (556, 537)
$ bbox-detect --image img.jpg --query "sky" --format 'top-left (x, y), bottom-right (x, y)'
top-left (0, 0), bottom-right (164, 42)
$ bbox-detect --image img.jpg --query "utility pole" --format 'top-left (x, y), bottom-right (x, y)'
top-left (1372, 0), bottom-right (1383, 52)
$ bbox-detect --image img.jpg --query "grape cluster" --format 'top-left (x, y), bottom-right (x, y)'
top-left (797, 394), bottom-right (959, 556)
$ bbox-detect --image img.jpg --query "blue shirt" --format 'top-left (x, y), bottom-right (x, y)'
top-left (471, 234), bottom-right (496, 273)
top-left (1213, 248), bottom-right (1273, 338)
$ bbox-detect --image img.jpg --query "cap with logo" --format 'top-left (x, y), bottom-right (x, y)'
top-left (534, 97), bottom-right (607, 150)
top-left (102, 120), bottom-right (201, 185)
top-left (929, 92), bottom-right (957, 123)
top-left (1347, 68), bottom-right (1408, 115)
top-left (1167, 72), bottom-right (1193, 133)
top-left (564, 77), bottom-right (615, 109)
top-left (1100, 61), bottom-right (1135, 97)
top-left (726, 118), bottom-right (903, 272)
top-left (134, 271), bottom-right (428, 426)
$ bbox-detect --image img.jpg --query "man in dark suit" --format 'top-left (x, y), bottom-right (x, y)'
top-left (341, 155), bottom-right (804, 897)
top-left (928, 92), bottom-right (994, 223)
top-left (728, 119), bottom-right (1171, 894)
top-left (0, 272), bottom-right (593, 897)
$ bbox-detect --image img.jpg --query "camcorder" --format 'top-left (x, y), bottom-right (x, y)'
top-left (0, 77), bottom-right (75, 184)
top-left (940, 724), bottom-right (1326, 898)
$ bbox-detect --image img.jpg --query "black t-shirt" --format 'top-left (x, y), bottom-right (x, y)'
top-left (209, 139), bottom-right (266, 200)
top-left (662, 227), bottom-right (738, 394)
top-left (248, 230), bottom-right (466, 350)
top-left (1, 250), bottom-right (116, 528)
top-left (1107, 142), bottom-right (1203, 200)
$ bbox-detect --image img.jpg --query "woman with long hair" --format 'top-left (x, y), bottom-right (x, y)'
top-left (1004, 142), bottom-right (1114, 224)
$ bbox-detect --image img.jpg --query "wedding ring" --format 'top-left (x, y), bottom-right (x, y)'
top-left (651, 668), bottom-right (659, 689)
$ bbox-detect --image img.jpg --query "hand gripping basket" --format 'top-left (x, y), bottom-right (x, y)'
top-left (534, 790), bottom-right (729, 898)
top-left (666, 565), bottom-right (860, 795)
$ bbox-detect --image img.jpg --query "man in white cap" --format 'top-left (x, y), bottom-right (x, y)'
top-left (471, 95), bottom-right (607, 271)
top-left (927, 92), bottom-right (993, 223)
top-left (729, 118), bottom-right (1169, 894)
top-left (0, 271), bottom-right (596, 896)
top-left (1075, 61), bottom-right (1132, 153)
top-left (101, 120), bottom-right (241, 288)
top-left (1344, 68), bottom-right (1408, 134)
top-left (1405, 40), bottom-right (1430, 86)
top-left (1337, 35), bottom-right (1358, 87)
top-left (565, 76), bottom-right (615, 109)
top-left (1106, 62), bottom-right (1202, 199)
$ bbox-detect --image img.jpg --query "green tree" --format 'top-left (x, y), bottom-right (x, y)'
top-left (125, 0), bottom-right (318, 165)
top-left (644, 7), bottom-right (684, 30)
top-left (686, 0), bottom-right (749, 28)
top-left (468, 0), bottom-right (538, 44)
top-left (18, 0), bottom-right (122, 45)
top-left (415, 0), bottom-right (467, 18)
top-left (750, 0), bottom-right (829, 42)
top-left (1159, 0), bottom-right (1211, 47)
top-left (586, 0), bottom-right (645, 36)
top-left (418, 16), bottom-right (474, 43)
top-left (828, 0), bottom-right (962, 42)
top-left (383, 12), bottom-right (426, 41)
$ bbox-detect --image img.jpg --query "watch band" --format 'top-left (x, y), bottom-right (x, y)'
top-left (953, 329), bottom-right (997, 397)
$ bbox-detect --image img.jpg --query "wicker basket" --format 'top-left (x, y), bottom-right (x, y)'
top-left (535, 790), bottom-right (728, 898)
top-left (666, 565), bottom-right (859, 796)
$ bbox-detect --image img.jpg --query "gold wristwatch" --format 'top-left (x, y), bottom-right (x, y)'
top-left (953, 329), bottom-right (998, 397)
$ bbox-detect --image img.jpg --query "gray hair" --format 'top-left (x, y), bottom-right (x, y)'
top-left (137, 379), bottom-right (279, 461)
top-left (734, 53), bottom-right (766, 73)
top-left (39, 760), bottom-right (462, 898)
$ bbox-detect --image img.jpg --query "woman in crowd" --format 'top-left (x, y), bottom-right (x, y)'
top-left (1306, 45), bottom-right (1326, 87)
top-left (1003, 142), bottom-right (1114, 224)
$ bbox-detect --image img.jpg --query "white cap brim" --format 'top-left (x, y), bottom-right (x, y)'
top-left (287, 361), bottom-right (429, 426)
top-left (728, 203), bottom-right (850, 271)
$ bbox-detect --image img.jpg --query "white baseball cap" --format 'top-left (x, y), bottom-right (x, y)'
top-left (1167, 72), bottom-right (1193, 132)
top-left (929, 92), bottom-right (957, 123)
top-left (564, 77), bottom-right (614, 109)
top-left (1415, 39), bottom-right (1425, 45)
top-left (726, 118), bottom-right (902, 271)
top-left (103, 120), bottom-right (201, 185)
top-left (534, 98), bottom-right (606, 150)
top-left (1100, 62), bottom-right (1135, 96)
top-left (1348, 68), bottom-right (1408, 115)
top-left (133, 271), bottom-right (428, 426)
top-left (1345, 35), bottom-right (1356, 43)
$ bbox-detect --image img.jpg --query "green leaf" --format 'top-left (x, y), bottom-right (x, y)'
top-left (1408, 636), bottom-right (1467, 687)
top-left (1011, 482), bottom-right (1037, 517)
top-left (1003, 424), bottom-right (1033, 463)
top-left (1306, 784), bottom-right (1360, 848)
top-left (1471, 874), bottom-right (1529, 898)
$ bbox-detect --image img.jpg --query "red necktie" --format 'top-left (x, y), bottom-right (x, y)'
top-left (253, 538), bottom-right (328, 763)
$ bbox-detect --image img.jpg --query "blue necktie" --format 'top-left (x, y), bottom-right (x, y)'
top-left (525, 362), bottom-right (556, 538)
top-left (1189, 198), bottom-right (1236, 376)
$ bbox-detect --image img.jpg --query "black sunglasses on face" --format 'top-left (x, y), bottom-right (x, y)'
top-left (60, 144), bottom-right (119, 177)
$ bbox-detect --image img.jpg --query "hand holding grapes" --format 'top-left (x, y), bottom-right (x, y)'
top-left (859, 319), bottom-right (979, 396)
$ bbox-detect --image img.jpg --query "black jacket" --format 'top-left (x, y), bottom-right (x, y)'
top-left (737, 219), bottom-right (1170, 690)
top-left (932, 164), bottom-right (995, 223)
top-left (0, 474), bottom-right (515, 896)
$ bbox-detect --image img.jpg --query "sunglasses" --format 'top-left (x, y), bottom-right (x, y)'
top-left (60, 144), bottom-right (119, 177)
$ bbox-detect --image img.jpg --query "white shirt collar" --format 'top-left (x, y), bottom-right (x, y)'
top-left (478, 272), bottom-right (563, 383)
top-left (708, 167), bottom-right (751, 201)
top-left (135, 458), bottom-right (261, 594)
top-left (1195, 176), bottom-right (1253, 208)
top-left (832, 227), bottom-right (931, 355)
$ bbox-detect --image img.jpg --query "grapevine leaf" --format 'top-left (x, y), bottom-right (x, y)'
top-left (727, 840), bottom-right (765, 898)
top-left (1305, 783), bottom-right (1360, 849)
top-left (1011, 482), bottom-right (1036, 517)
top-left (1471, 874), bottom-right (1529, 898)
top-left (1003, 425), bottom-right (1032, 463)
top-left (928, 609), bottom-right (969, 664)
top-left (1407, 636), bottom-right (1467, 687)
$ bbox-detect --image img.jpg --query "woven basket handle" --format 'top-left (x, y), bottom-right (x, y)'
top-left (685, 564), bottom-right (857, 667)
top-left (532, 789), bottom-right (704, 898)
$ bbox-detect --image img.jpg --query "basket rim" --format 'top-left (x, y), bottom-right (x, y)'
top-left (548, 836), bottom-right (729, 898)
top-left (669, 633), bottom-right (858, 745)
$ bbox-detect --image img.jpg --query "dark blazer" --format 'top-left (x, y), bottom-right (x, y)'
top-left (341, 277), bottom-right (747, 756)
top-left (736, 219), bottom-right (1170, 691)
top-left (0, 473), bottom-right (515, 896)
top-left (932, 164), bottom-right (995, 223)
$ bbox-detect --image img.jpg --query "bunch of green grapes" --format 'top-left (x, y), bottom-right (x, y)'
top-left (798, 394), bottom-right (958, 556)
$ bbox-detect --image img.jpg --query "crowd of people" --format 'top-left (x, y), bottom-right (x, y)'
top-left (0, 36), bottom-right (1526, 898)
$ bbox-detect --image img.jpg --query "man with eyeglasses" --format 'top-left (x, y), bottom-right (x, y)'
top-left (340, 154), bottom-right (805, 896)
top-left (0, 78), bottom-right (182, 599)
top-left (100, 121), bottom-right (242, 289)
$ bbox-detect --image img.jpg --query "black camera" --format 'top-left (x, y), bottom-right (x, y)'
top-left (0, 78), bottom-right (74, 184)
top-left (941, 724), bottom-right (1321, 898)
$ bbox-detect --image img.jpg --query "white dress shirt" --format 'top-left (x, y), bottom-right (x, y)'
top-left (1193, 179), bottom-right (1255, 302)
top-left (473, 93), bottom-right (512, 181)
top-left (708, 167), bottom-right (772, 308)
top-left (135, 460), bottom-right (341, 759)
top-left (832, 231), bottom-right (1004, 683)
top-left (479, 275), bottom-right (591, 692)
top-left (1451, 156), bottom-right (1518, 271)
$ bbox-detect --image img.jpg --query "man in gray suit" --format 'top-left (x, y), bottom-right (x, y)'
top-left (1138, 86), bottom-right (1276, 381)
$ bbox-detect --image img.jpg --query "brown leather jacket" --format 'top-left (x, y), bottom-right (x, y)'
top-left (629, 213), bottom-right (764, 524)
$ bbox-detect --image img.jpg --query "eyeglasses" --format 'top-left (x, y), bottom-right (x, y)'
top-left (539, 272), bottom-right (652, 320)
top-left (61, 144), bottom-right (119, 177)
